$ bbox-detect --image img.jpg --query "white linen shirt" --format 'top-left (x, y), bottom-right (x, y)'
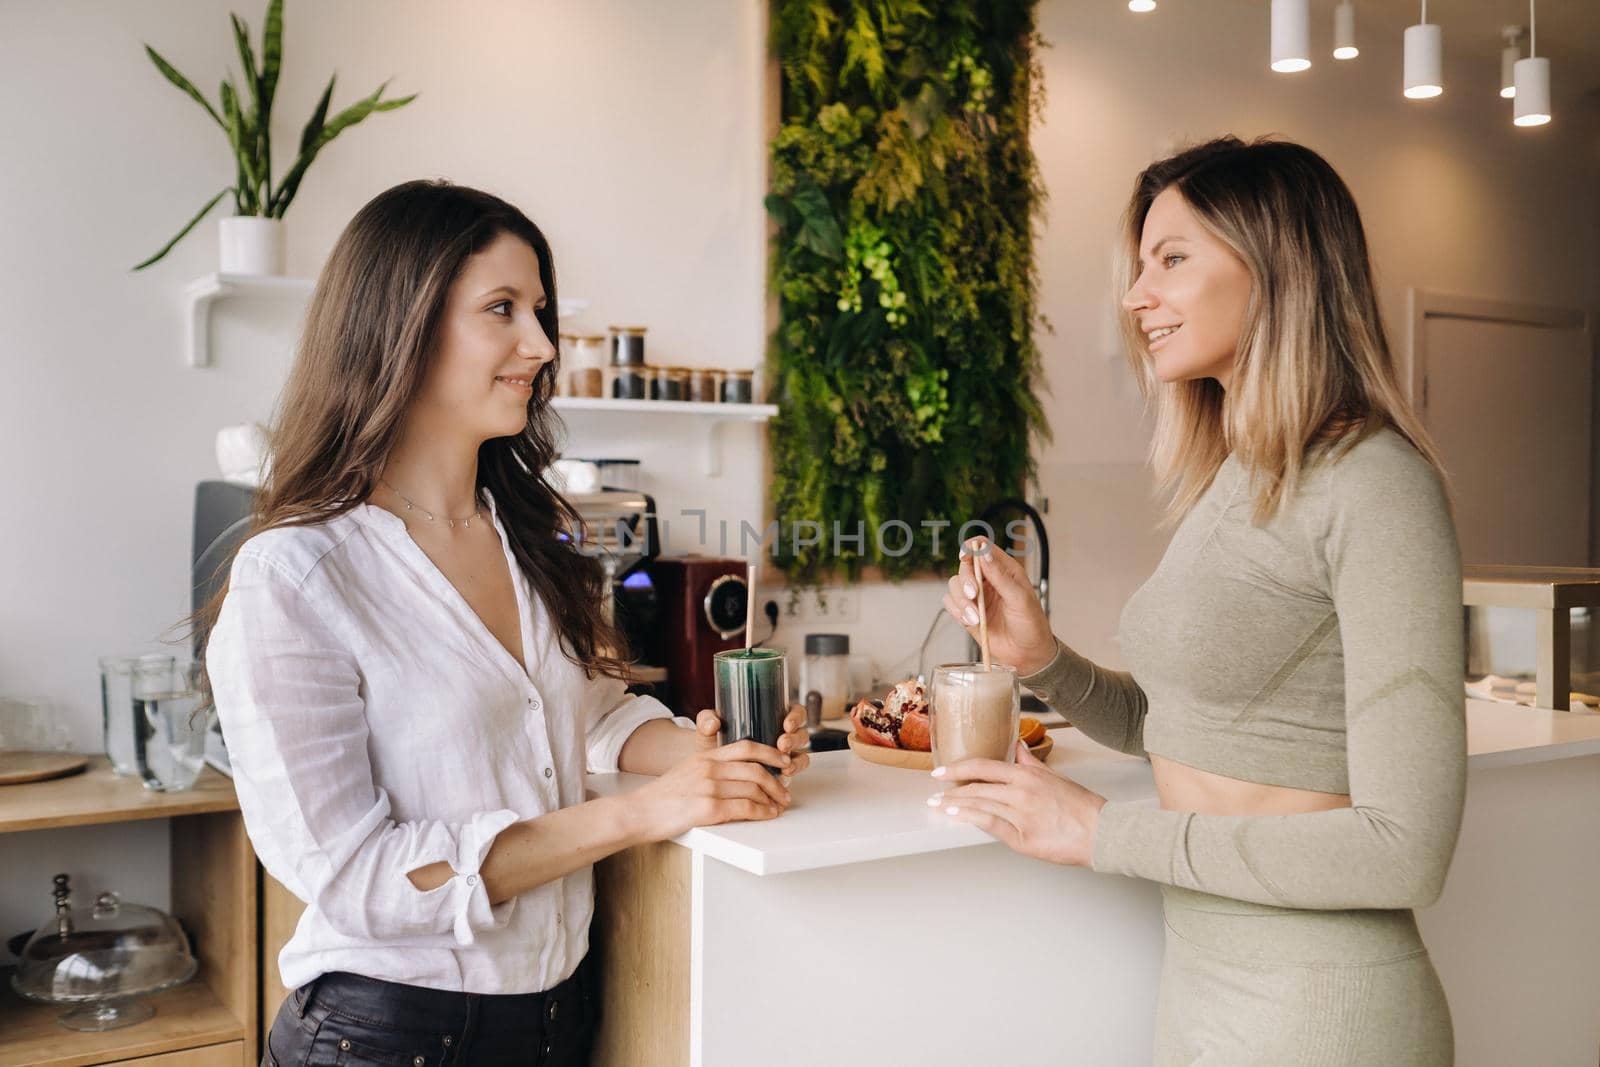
top-left (205, 489), bottom-right (675, 994)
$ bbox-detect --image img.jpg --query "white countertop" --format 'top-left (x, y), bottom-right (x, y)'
top-left (585, 699), bottom-right (1600, 877)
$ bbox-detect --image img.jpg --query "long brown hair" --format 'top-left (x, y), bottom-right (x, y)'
top-left (189, 179), bottom-right (628, 702)
top-left (1111, 136), bottom-right (1446, 522)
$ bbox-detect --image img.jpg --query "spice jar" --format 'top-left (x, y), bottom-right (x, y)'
top-left (721, 369), bottom-right (755, 404)
top-left (690, 368), bottom-right (719, 404)
top-left (575, 333), bottom-right (606, 367)
top-left (612, 366), bottom-right (647, 400)
top-left (567, 334), bottom-right (606, 398)
top-left (666, 367), bottom-right (691, 401)
top-left (609, 326), bottom-right (647, 367)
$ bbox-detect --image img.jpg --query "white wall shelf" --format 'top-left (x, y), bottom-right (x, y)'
top-left (551, 396), bottom-right (776, 475)
top-left (184, 273), bottom-right (314, 368)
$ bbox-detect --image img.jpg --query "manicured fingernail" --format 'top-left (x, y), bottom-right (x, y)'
top-left (964, 608), bottom-right (978, 626)
top-left (781, 776), bottom-right (792, 787)
top-left (945, 806), bottom-right (960, 816)
top-left (931, 766), bottom-right (947, 778)
top-left (964, 582), bottom-right (976, 598)
top-left (926, 793), bottom-right (944, 806)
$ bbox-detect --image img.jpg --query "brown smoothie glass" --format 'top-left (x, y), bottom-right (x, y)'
top-left (930, 663), bottom-right (1020, 765)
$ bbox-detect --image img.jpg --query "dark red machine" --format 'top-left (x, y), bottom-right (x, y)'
top-left (646, 557), bottom-right (749, 716)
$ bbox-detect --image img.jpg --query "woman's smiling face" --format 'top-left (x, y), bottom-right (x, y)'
top-left (1121, 187), bottom-right (1254, 390)
top-left (408, 231), bottom-right (558, 445)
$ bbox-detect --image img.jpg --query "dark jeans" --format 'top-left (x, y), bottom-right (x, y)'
top-left (263, 954), bottom-right (598, 1067)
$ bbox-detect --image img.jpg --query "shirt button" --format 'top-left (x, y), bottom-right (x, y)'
top-left (528, 695), bottom-right (542, 712)
top-left (547, 998), bottom-right (560, 1022)
top-left (413, 1058), bottom-right (425, 1067)
top-left (544, 767), bottom-right (553, 779)
top-left (466, 874), bottom-right (478, 886)
top-left (339, 1040), bottom-right (352, 1052)
top-left (443, 1036), bottom-right (453, 1047)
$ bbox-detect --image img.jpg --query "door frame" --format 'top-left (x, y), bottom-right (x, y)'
top-left (1406, 288), bottom-right (1591, 414)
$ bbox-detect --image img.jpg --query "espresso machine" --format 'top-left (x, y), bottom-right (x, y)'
top-left (646, 557), bottom-right (750, 717)
top-left (564, 488), bottom-right (659, 630)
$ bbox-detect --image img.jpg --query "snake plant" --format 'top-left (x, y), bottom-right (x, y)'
top-left (133, 0), bottom-right (417, 270)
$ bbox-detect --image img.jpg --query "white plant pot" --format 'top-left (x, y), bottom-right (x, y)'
top-left (218, 216), bottom-right (286, 276)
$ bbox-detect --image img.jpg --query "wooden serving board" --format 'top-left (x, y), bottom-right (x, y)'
top-left (847, 732), bottom-right (1052, 770)
top-left (0, 751), bottom-right (90, 786)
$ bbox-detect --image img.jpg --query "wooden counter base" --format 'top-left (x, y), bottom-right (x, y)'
top-left (592, 840), bottom-right (691, 1066)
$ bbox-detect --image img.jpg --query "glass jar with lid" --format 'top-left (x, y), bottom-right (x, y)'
top-left (721, 369), bottom-right (755, 404)
top-left (567, 334), bottom-right (607, 398)
top-left (800, 633), bottom-right (852, 725)
top-left (608, 325), bottom-right (647, 366)
top-left (690, 368), bottom-right (719, 404)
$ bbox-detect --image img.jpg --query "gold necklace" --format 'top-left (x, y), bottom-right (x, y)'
top-left (379, 477), bottom-right (482, 529)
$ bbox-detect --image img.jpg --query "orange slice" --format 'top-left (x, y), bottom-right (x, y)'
top-left (1018, 717), bottom-right (1046, 746)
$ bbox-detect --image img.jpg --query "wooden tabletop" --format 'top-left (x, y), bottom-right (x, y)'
top-left (0, 756), bottom-right (238, 834)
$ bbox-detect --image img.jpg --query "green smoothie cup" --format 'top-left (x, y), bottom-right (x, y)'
top-left (713, 648), bottom-right (789, 775)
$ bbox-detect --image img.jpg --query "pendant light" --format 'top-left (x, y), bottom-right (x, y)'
top-left (1514, 0), bottom-right (1551, 126)
top-left (1403, 0), bottom-right (1443, 99)
top-left (1333, 2), bottom-right (1358, 61)
top-left (1128, 0), bottom-right (1157, 12)
top-left (1271, 0), bottom-right (1311, 73)
top-left (1500, 26), bottom-right (1523, 98)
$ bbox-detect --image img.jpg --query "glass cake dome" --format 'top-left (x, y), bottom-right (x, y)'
top-left (11, 874), bottom-right (197, 1031)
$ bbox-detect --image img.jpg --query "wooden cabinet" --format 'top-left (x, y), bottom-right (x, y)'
top-left (0, 759), bottom-right (257, 1067)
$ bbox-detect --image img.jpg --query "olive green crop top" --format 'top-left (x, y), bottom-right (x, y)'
top-left (1022, 428), bottom-right (1467, 910)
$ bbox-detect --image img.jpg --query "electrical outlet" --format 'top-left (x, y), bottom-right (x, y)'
top-left (826, 587), bottom-right (860, 622)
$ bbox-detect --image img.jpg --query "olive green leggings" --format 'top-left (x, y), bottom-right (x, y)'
top-left (1154, 885), bottom-right (1453, 1066)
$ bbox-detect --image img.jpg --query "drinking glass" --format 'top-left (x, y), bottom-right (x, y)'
top-left (930, 663), bottom-right (1020, 766)
top-left (714, 648), bottom-right (789, 776)
top-left (99, 655), bottom-right (141, 775)
top-left (131, 655), bottom-right (178, 790)
top-left (139, 688), bottom-right (213, 792)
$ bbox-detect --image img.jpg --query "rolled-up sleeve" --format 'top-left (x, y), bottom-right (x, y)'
top-left (582, 671), bottom-right (675, 774)
top-left (208, 551), bottom-right (521, 944)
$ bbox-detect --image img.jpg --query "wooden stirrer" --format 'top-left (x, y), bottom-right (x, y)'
top-left (975, 550), bottom-right (992, 669)
top-left (745, 561), bottom-right (757, 652)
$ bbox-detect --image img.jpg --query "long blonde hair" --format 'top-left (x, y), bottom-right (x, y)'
top-left (1113, 136), bottom-right (1445, 522)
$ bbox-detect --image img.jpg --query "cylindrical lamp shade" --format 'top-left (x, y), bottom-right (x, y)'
top-left (1271, 0), bottom-right (1311, 73)
top-left (1501, 43), bottom-right (1519, 97)
top-left (1403, 23), bottom-right (1443, 98)
top-left (1334, 2), bottom-right (1358, 60)
top-left (1128, 0), bottom-right (1156, 11)
top-left (1513, 56), bottom-right (1551, 125)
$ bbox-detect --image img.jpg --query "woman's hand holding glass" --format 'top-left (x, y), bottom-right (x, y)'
top-left (633, 705), bottom-right (811, 840)
top-left (929, 741), bottom-right (1105, 868)
top-left (942, 537), bottom-right (1057, 675)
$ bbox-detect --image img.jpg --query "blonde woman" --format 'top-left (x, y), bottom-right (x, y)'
top-left (198, 180), bottom-right (810, 1066)
top-left (938, 137), bottom-right (1462, 1064)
